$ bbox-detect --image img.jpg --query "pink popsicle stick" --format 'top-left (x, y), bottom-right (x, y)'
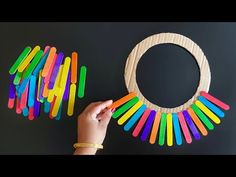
top-left (8, 98), bottom-right (15, 109)
top-left (178, 112), bottom-right (192, 144)
top-left (28, 107), bottom-right (34, 120)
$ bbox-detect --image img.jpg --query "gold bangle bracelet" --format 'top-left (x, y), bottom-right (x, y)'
top-left (73, 143), bottom-right (103, 149)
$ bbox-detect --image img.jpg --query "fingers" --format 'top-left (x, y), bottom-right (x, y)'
top-left (91, 100), bottom-right (113, 115)
top-left (99, 109), bottom-right (113, 127)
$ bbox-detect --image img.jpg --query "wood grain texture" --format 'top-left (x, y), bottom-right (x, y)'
top-left (124, 33), bottom-right (211, 113)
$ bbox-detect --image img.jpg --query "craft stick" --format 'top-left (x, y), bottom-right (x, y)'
top-left (42, 83), bottom-right (49, 98)
top-left (33, 88), bottom-right (41, 118)
top-left (187, 108), bottom-right (208, 136)
top-left (23, 50), bottom-right (44, 79)
top-left (71, 52), bottom-right (78, 84)
top-left (18, 46), bottom-right (40, 72)
top-left (191, 104), bottom-right (214, 130)
top-left (42, 47), bottom-right (57, 77)
top-left (172, 113), bottom-right (182, 145)
top-left (67, 84), bottom-right (76, 116)
top-left (44, 53), bottom-right (57, 84)
top-left (108, 92), bottom-right (136, 109)
top-left (132, 108), bottom-right (151, 137)
top-left (17, 78), bottom-right (29, 97)
top-left (183, 110), bottom-right (200, 140)
top-left (20, 83), bottom-right (29, 110)
top-left (198, 95), bottom-right (224, 118)
top-left (63, 70), bottom-right (71, 101)
top-left (52, 94), bottom-right (63, 117)
top-left (9, 75), bottom-right (15, 99)
top-left (117, 101), bottom-right (143, 125)
top-left (22, 108), bottom-right (29, 117)
top-left (44, 100), bottom-right (50, 113)
top-left (43, 46), bottom-right (50, 55)
top-left (28, 75), bottom-right (36, 107)
top-left (158, 113), bottom-right (167, 146)
top-left (9, 46), bottom-right (31, 74)
top-left (149, 111), bottom-right (161, 144)
top-left (16, 97), bottom-right (22, 114)
top-left (195, 100), bottom-right (221, 124)
top-left (77, 66), bottom-right (87, 98)
top-left (49, 96), bottom-right (56, 119)
top-left (140, 110), bottom-right (156, 141)
top-left (55, 103), bottom-right (63, 120)
top-left (28, 107), bottom-right (34, 120)
top-left (178, 112), bottom-right (192, 144)
top-left (167, 113), bottom-right (173, 146)
top-left (8, 98), bottom-right (15, 109)
top-left (200, 91), bottom-right (230, 110)
top-left (48, 52), bottom-right (64, 89)
top-left (60, 57), bottom-right (71, 88)
top-left (112, 96), bottom-right (139, 119)
top-left (37, 70), bottom-right (43, 102)
top-left (13, 71), bottom-right (22, 85)
top-left (33, 47), bottom-right (50, 77)
top-left (124, 104), bottom-right (147, 131)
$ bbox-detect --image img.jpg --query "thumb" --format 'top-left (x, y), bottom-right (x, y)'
top-left (99, 109), bottom-right (113, 127)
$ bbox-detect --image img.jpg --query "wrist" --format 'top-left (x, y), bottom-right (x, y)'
top-left (74, 147), bottom-right (97, 155)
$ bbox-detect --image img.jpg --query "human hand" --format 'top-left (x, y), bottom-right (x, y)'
top-left (74, 100), bottom-right (114, 155)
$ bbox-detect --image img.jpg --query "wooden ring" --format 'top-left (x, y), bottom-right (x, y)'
top-left (124, 33), bottom-right (211, 113)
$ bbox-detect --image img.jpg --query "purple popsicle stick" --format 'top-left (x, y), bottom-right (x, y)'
top-left (34, 81), bottom-right (41, 118)
top-left (63, 70), bottom-right (71, 101)
top-left (183, 110), bottom-right (200, 140)
top-left (140, 110), bottom-right (156, 141)
top-left (9, 74), bottom-right (16, 99)
top-left (48, 52), bottom-right (64, 89)
top-left (39, 77), bottom-right (45, 101)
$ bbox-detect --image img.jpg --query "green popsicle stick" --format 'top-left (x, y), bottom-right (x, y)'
top-left (112, 97), bottom-right (139, 119)
top-left (78, 66), bottom-right (87, 98)
top-left (13, 71), bottom-right (23, 85)
top-left (23, 50), bottom-right (44, 79)
top-left (192, 104), bottom-right (214, 130)
top-left (159, 113), bottom-right (167, 146)
top-left (9, 46), bottom-right (31, 75)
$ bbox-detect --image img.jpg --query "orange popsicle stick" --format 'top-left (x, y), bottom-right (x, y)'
top-left (71, 52), bottom-right (78, 84)
top-left (149, 111), bottom-right (161, 144)
top-left (43, 83), bottom-right (49, 98)
top-left (42, 47), bottom-right (57, 77)
top-left (108, 92), bottom-right (136, 109)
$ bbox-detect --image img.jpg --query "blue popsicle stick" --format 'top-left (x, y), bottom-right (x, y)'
top-left (124, 104), bottom-right (147, 131)
top-left (28, 75), bottom-right (36, 107)
top-left (172, 113), bottom-right (182, 145)
top-left (55, 103), bottom-right (62, 120)
top-left (17, 78), bottom-right (29, 96)
top-left (22, 108), bottom-right (29, 117)
top-left (198, 96), bottom-right (224, 118)
top-left (44, 101), bottom-right (50, 113)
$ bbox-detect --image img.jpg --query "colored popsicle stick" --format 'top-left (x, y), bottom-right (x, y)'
top-left (112, 96), bottom-right (139, 119)
top-left (158, 113), bottom-right (167, 146)
top-left (124, 104), bottom-right (147, 131)
top-left (18, 46), bottom-right (40, 72)
top-left (33, 90), bottom-right (41, 118)
top-left (67, 84), bottom-right (76, 116)
top-left (16, 97), bottom-right (22, 114)
top-left (200, 91), bottom-right (230, 110)
top-left (172, 113), bottom-right (182, 145)
top-left (37, 70), bottom-right (44, 103)
top-left (132, 108), bottom-right (151, 137)
top-left (191, 104), bottom-right (214, 130)
top-left (108, 92), bottom-right (136, 109)
top-left (198, 95), bottom-right (224, 118)
top-left (167, 113), bottom-right (173, 146)
top-left (149, 111), bottom-right (161, 144)
top-left (195, 100), bottom-right (221, 124)
top-left (42, 47), bottom-right (57, 77)
top-left (49, 97), bottom-right (56, 119)
top-left (28, 75), bottom-right (36, 107)
top-left (20, 83), bottom-right (29, 110)
top-left (60, 57), bottom-right (71, 88)
top-left (48, 52), bottom-right (64, 89)
top-left (178, 112), bottom-right (192, 144)
top-left (55, 103), bottom-right (63, 120)
top-left (23, 108), bottom-right (29, 117)
top-left (183, 110), bottom-right (200, 140)
top-left (28, 107), bottom-right (34, 120)
top-left (33, 47), bottom-right (50, 76)
top-left (187, 108), bottom-right (208, 136)
top-left (43, 46), bottom-right (50, 55)
top-left (117, 101), bottom-right (143, 125)
top-left (44, 53), bottom-right (57, 84)
top-left (18, 78), bottom-right (29, 97)
top-left (23, 50), bottom-right (44, 79)
top-left (63, 70), bottom-right (71, 101)
top-left (8, 98), bottom-right (15, 109)
top-left (71, 52), bottom-right (78, 84)
top-left (13, 71), bottom-right (22, 85)
top-left (42, 83), bottom-right (49, 98)
top-left (9, 75), bottom-right (15, 99)
top-left (9, 46), bottom-right (31, 74)
top-left (44, 101), bottom-right (50, 113)
top-left (140, 110), bottom-right (156, 141)
top-left (52, 94), bottom-right (63, 117)
top-left (77, 66), bottom-right (87, 98)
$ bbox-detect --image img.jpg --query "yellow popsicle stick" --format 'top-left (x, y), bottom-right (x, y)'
top-left (67, 84), bottom-right (76, 116)
top-left (60, 57), bottom-right (71, 88)
top-left (195, 100), bottom-right (221, 124)
top-left (47, 65), bottom-right (63, 103)
top-left (52, 93), bottom-right (63, 117)
top-left (118, 101), bottom-right (143, 125)
top-left (37, 70), bottom-right (42, 102)
top-left (18, 46), bottom-right (40, 72)
top-left (167, 113), bottom-right (173, 146)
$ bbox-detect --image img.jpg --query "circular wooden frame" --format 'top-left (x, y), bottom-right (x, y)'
top-left (124, 33), bottom-right (211, 113)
